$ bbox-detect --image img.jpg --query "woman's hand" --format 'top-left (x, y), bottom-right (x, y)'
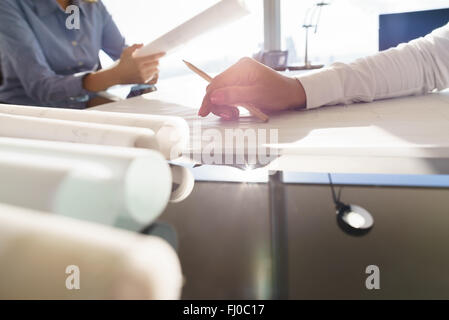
top-left (115, 44), bottom-right (165, 85)
top-left (199, 57), bottom-right (307, 120)
top-left (83, 44), bottom-right (164, 93)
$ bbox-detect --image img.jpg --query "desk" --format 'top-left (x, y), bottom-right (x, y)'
top-left (94, 74), bottom-right (449, 175)
top-left (93, 74), bottom-right (449, 299)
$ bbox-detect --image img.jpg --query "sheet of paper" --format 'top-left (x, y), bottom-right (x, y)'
top-left (135, 0), bottom-right (249, 57)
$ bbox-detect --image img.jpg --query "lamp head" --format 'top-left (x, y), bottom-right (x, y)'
top-left (336, 202), bottom-right (374, 236)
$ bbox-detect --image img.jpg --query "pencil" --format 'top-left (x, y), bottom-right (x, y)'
top-left (183, 60), bottom-right (213, 82)
top-left (183, 60), bottom-right (269, 122)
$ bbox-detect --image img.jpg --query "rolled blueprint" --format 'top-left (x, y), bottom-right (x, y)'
top-left (0, 113), bottom-right (158, 150)
top-left (135, 0), bottom-right (250, 57)
top-left (0, 103), bottom-right (189, 159)
top-left (0, 135), bottom-right (191, 204)
top-left (0, 139), bottom-right (173, 231)
top-left (0, 204), bottom-right (183, 299)
top-left (0, 150), bottom-right (110, 215)
top-left (169, 164), bottom-right (195, 203)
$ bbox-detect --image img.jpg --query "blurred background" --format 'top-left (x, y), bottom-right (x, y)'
top-left (100, 0), bottom-right (449, 78)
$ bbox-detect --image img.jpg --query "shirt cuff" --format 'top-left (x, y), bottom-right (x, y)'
top-left (67, 71), bottom-right (95, 103)
top-left (296, 68), bottom-right (344, 109)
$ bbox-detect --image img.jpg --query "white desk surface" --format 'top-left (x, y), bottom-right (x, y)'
top-left (93, 74), bottom-right (449, 175)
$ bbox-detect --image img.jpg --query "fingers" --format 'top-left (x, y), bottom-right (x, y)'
top-left (134, 53), bottom-right (161, 83)
top-left (135, 51), bottom-right (166, 63)
top-left (136, 58), bottom-right (160, 83)
top-left (148, 73), bottom-right (159, 85)
top-left (136, 53), bottom-right (163, 84)
top-left (200, 86), bottom-right (240, 120)
top-left (142, 68), bottom-right (159, 83)
top-left (200, 89), bottom-right (240, 120)
top-left (200, 84), bottom-right (268, 121)
top-left (209, 86), bottom-right (262, 106)
top-left (210, 105), bottom-right (240, 121)
top-left (198, 57), bottom-right (259, 116)
top-left (123, 43), bottom-right (143, 57)
top-left (141, 60), bottom-right (160, 68)
top-left (199, 85), bottom-right (258, 117)
top-left (199, 90), bottom-right (213, 117)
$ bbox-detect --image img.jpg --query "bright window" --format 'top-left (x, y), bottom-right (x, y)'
top-left (281, 0), bottom-right (449, 66)
top-left (101, 0), bottom-right (263, 78)
top-left (101, 0), bottom-right (448, 76)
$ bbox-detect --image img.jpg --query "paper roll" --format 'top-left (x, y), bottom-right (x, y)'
top-left (0, 113), bottom-right (158, 150)
top-left (0, 138), bottom-right (173, 231)
top-left (0, 104), bottom-right (189, 159)
top-left (169, 165), bottom-right (195, 203)
top-left (0, 204), bottom-right (183, 299)
top-left (0, 150), bottom-right (113, 217)
top-left (135, 0), bottom-right (250, 57)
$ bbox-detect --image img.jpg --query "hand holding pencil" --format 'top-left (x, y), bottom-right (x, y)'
top-left (185, 57), bottom-right (307, 122)
top-left (184, 59), bottom-right (270, 122)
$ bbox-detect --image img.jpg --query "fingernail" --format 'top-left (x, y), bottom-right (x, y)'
top-left (211, 91), bottom-right (224, 104)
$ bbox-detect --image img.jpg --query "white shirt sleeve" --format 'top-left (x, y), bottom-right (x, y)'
top-left (297, 22), bottom-right (449, 109)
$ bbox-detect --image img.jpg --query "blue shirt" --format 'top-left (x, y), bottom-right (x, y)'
top-left (0, 0), bottom-right (126, 108)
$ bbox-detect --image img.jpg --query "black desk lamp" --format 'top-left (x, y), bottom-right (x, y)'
top-left (328, 173), bottom-right (374, 236)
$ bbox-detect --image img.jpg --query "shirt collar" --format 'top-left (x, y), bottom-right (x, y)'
top-left (36, 0), bottom-right (87, 17)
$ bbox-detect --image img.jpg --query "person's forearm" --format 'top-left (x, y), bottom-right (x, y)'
top-left (83, 63), bottom-right (122, 92)
top-left (298, 22), bottom-right (449, 109)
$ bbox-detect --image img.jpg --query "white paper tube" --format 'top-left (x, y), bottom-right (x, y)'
top-left (0, 137), bottom-right (192, 207)
top-left (0, 138), bottom-right (173, 231)
top-left (0, 113), bottom-right (158, 150)
top-left (0, 104), bottom-right (189, 159)
top-left (0, 150), bottom-right (111, 215)
top-left (135, 0), bottom-right (250, 57)
top-left (0, 204), bottom-right (183, 299)
top-left (169, 165), bottom-right (195, 203)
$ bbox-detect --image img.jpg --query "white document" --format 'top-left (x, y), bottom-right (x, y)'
top-left (135, 0), bottom-right (250, 57)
